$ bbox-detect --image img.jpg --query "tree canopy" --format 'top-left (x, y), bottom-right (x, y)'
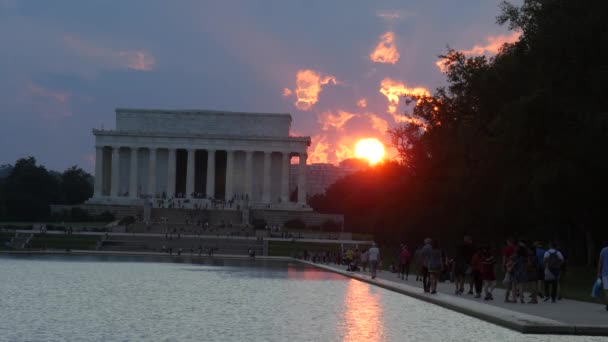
top-left (311, 0), bottom-right (608, 264)
top-left (0, 157), bottom-right (93, 221)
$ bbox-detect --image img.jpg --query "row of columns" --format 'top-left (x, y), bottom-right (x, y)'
top-left (94, 146), bottom-right (307, 204)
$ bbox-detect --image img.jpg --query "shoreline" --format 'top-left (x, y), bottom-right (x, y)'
top-left (297, 260), bottom-right (608, 337)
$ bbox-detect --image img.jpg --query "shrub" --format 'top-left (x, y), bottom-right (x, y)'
top-left (252, 219), bottom-right (267, 230)
top-left (284, 219), bottom-right (306, 229)
top-left (321, 219), bottom-right (341, 231)
top-left (70, 207), bottom-right (91, 221)
top-left (95, 211), bottom-right (115, 222)
top-left (119, 215), bottom-right (135, 226)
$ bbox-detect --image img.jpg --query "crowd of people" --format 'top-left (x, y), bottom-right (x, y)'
top-left (302, 237), bottom-right (608, 310)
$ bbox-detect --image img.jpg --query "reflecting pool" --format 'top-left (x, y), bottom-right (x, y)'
top-left (0, 255), bottom-right (604, 342)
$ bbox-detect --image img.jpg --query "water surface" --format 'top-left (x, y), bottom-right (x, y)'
top-left (0, 255), bottom-right (604, 342)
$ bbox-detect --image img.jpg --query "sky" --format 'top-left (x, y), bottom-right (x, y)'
top-left (0, 0), bottom-right (520, 172)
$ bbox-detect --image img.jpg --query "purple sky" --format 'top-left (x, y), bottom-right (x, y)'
top-left (0, 0), bottom-right (519, 172)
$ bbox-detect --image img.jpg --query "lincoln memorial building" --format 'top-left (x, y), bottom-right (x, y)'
top-left (88, 108), bottom-right (311, 211)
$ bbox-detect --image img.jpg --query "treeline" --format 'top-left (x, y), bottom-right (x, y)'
top-left (310, 0), bottom-right (608, 265)
top-left (0, 157), bottom-right (93, 221)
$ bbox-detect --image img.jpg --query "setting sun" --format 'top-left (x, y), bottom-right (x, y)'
top-left (355, 138), bottom-right (385, 165)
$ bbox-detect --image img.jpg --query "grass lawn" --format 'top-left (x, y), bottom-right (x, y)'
top-left (27, 234), bottom-right (100, 250)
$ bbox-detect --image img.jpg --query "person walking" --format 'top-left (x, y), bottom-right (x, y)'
top-left (399, 244), bottom-right (411, 280)
top-left (543, 242), bottom-right (564, 303)
top-left (471, 247), bottom-right (484, 298)
top-left (428, 240), bottom-right (443, 294)
top-left (481, 247), bottom-right (496, 300)
top-left (502, 238), bottom-right (517, 302)
top-left (421, 238), bottom-right (433, 293)
top-left (534, 241), bottom-right (546, 298)
top-left (460, 236), bottom-right (475, 294)
top-left (361, 249), bottom-right (369, 272)
top-left (513, 240), bottom-right (529, 304)
top-left (368, 243), bottom-right (380, 279)
top-left (597, 241), bottom-right (608, 311)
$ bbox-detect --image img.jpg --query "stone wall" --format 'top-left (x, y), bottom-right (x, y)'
top-left (50, 204), bottom-right (141, 220)
top-left (251, 209), bottom-right (343, 228)
top-left (116, 108), bottom-right (291, 137)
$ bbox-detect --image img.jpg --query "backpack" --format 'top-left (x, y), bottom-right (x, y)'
top-left (547, 251), bottom-right (562, 270)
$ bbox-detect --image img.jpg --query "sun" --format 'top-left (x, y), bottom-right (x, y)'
top-left (355, 138), bottom-right (385, 165)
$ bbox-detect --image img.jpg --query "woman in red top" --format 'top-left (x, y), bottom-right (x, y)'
top-left (481, 247), bottom-right (497, 300)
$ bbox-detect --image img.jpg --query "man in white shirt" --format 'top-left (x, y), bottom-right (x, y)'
top-left (543, 242), bottom-right (564, 303)
top-left (368, 243), bottom-right (380, 279)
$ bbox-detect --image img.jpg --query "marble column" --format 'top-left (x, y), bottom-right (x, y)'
top-left (206, 149), bottom-right (215, 198)
top-left (225, 150), bottom-right (234, 200)
top-left (281, 152), bottom-right (290, 203)
top-left (129, 147), bottom-right (138, 198)
top-left (262, 151), bottom-right (271, 203)
top-left (94, 146), bottom-right (103, 197)
top-left (110, 147), bottom-right (120, 197)
top-left (167, 148), bottom-right (176, 198)
top-left (186, 149), bottom-right (195, 198)
top-left (297, 153), bottom-right (307, 204)
top-left (244, 151), bottom-right (253, 199)
top-left (148, 147), bottom-right (157, 197)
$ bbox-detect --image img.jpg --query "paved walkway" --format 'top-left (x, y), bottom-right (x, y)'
top-left (301, 261), bottom-right (608, 336)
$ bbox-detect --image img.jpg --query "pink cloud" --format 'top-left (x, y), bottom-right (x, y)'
top-left (64, 34), bottom-right (156, 71)
top-left (436, 31), bottom-right (521, 72)
top-left (318, 110), bottom-right (357, 131)
top-left (21, 82), bottom-right (72, 119)
top-left (379, 77), bottom-right (430, 114)
top-left (282, 87), bottom-right (293, 97)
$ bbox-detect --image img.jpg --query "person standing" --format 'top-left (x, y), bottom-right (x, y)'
top-left (543, 242), bottom-right (564, 303)
top-left (368, 243), bottom-right (380, 279)
top-left (597, 242), bottom-right (608, 311)
top-left (400, 244), bottom-right (411, 280)
top-left (421, 238), bottom-right (433, 293)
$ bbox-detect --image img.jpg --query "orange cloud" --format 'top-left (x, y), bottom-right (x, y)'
top-left (282, 88), bottom-right (293, 97)
top-left (370, 32), bottom-right (400, 64)
top-left (318, 110), bottom-right (356, 131)
top-left (436, 31), bottom-right (521, 72)
top-left (335, 141), bottom-right (355, 162)
top-left (356, 98), bottom-right (367, 108)
top-left (389, 113), bottom-right (428, 130)
top-left (366, 113), bottom-right (389, 133)
top-left (293, 69), bottom-right (337, 111)
top-left (309, 135), bottom-right (329, 163)
top-left (64, 35), bottom-right (156, 71)
top-left (379, 77), bottom-right (430, 114)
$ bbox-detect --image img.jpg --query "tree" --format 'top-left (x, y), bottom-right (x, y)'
top-left (60, 166), bottom-right (93, 205)
top-left (2, 157), bottom-right (61, 221)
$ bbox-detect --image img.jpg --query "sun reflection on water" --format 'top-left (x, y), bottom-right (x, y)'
top-left (341, 279), bottom-right (384, 341)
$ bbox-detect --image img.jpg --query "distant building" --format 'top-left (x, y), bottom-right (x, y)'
top-left (290, 158), bottom-right (368, 197)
